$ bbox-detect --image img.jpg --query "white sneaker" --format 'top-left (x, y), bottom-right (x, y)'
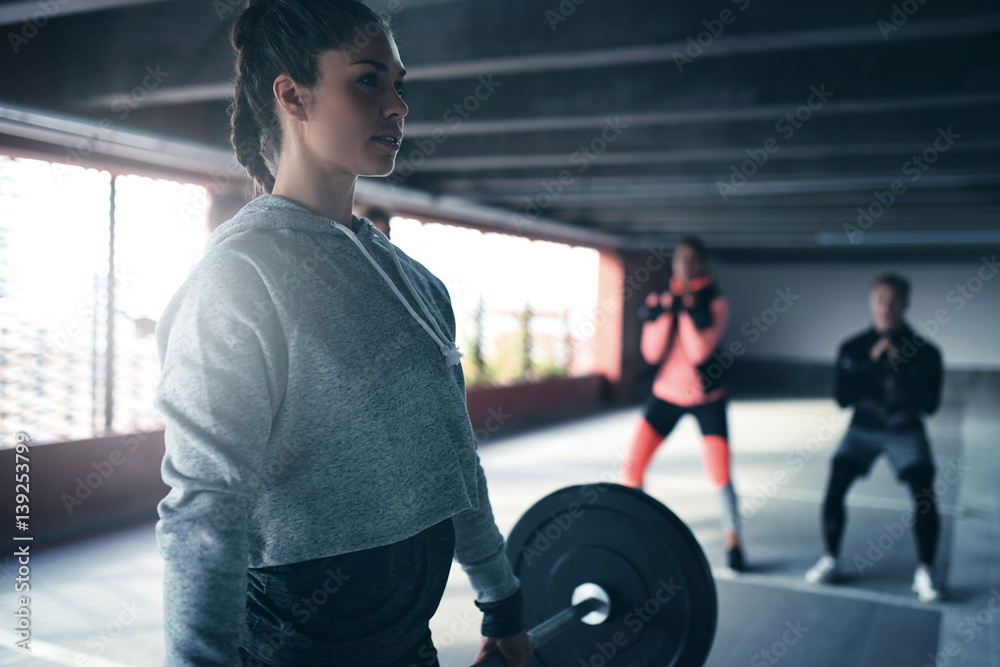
top-left (912, 566), bottom-right (943, 602)
top-left (805, 555), bottom-right (838, 584)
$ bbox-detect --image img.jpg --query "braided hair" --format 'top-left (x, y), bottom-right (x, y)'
top-left (228, 0), bottom-right (394, 194)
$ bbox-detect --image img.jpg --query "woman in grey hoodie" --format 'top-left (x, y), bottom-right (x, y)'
top-left (153, 2), bottom-right (532, 665)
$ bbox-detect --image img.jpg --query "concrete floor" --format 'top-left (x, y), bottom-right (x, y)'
top-left (1, 391), bottom-right (997, 667)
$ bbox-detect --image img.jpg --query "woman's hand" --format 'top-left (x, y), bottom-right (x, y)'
top-left (474, 630), bottom-right (533, 666)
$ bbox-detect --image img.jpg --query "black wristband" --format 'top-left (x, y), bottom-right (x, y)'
top-left (475, 587), bottom-right (524, 638)
top-left (638, 303), bottom-right (665, 321)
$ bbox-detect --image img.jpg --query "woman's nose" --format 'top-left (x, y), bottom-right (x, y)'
top-left (385, 92), bottom-right (408, 119)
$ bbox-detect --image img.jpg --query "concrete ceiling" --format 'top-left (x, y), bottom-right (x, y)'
top-left (0, 0), bottom-right (998, 256)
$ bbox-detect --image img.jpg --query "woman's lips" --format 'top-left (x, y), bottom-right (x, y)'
top-left (372, 135), bottom-right (401, 151)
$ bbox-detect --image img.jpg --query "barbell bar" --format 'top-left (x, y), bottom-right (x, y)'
top-left (471, 583), bottom-right (611, 666)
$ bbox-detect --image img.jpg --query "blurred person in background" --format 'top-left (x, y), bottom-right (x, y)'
top-left (362, 205), bottom-right (392, 239)
top-left (206, 189), bottom-right (251, 237)
top-left (805, 273), bottom-right (944, 603)
top-left (620, 235), bottom-right (747, 572)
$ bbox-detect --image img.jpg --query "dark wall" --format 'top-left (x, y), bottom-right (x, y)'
top-left (1, 430), bottom-right (168, 546)
top-left (724, 358), bottom-right (992, 407)
top-left (713, 258), bottom-right (1000, 371)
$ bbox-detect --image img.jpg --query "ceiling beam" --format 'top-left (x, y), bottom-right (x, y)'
top-left (471, 172), bottom-right (1000, 201)
top-left (814, 230), bottom-right (1000, 246)
top-left (0, 100), bottom-right (235, 175)
top-left (403, 91), bottom-right (1000, 137)
top-left (630, 230), bottom-right (1000, 249)
top-left (437, 176), bottom-right (1000, 201)
top-left (588, 215), bottom-right (1000, 233)
top-left (76, 13), bottom-right (1000, 108)
top-left (83, 82), bottom-right (235, 109)
top-left (579, 207), bottom-right (1000, 224)
top-left (399, 140), bottom-right (1000, 172)
top-left (404, 13), bottom-right (1000, 80)
top-left (0, 0), bottom-right (169, 26)
top-left (354, 180), bottom-right (637, 250)
top-left (435, 174), bottom-right (1000, 195)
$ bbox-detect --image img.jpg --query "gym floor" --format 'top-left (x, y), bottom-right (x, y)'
top-left (2, 387), bottom-right (997, 667)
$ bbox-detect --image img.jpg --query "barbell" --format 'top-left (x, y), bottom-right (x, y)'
top-left (471, 483), bottom-right (717, 667)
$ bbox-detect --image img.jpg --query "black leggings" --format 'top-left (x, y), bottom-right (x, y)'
top-left (821, 459), bottom-right (940, 565)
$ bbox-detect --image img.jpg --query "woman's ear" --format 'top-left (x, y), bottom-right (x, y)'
top-left (273, 74), bottom-right (309, 121)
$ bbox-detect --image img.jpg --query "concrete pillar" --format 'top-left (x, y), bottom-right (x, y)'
top-left (593, 245), bottom-right (672, 404)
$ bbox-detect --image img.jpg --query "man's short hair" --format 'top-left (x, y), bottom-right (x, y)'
top-left (871, 273), bottom-right (910, 303)
top-left (208, 191), bottom-right (250, 232)
top-left (363, 206), bottom-right (390, 223)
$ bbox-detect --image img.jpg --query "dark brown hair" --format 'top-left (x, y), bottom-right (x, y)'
top-left (677, 235), bottom-right (709, 262)
top-left (363, 206), bottom-right (390, 223)
top-left (229, 0), bottom-right (394, 194)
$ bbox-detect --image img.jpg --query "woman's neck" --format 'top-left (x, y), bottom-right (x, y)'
top-left (272, 156), bottom-right (357, 226)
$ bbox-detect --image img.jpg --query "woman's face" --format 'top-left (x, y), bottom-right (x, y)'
top-left (299, 29), bottom-right (408, 178)
top-left (672, 243), bottom-right (706, 283)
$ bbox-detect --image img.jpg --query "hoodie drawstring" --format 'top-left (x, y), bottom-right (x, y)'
top-left (331, 219), bottom-right (463, 366)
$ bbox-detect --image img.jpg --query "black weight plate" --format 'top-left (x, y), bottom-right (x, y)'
top-left (506, 483), bottom-right (717, 667)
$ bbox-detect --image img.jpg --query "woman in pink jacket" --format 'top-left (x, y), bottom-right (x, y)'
top-left (621, 236), bottom-right (747, 571)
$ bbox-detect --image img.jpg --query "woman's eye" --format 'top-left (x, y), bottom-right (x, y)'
top-left (360, 72), bottom-right (379, 87)
top-left (395, 82), bottom-right (407, 96)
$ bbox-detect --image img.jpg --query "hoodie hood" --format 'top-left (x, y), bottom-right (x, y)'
top-left (207, 194), bottom-right (371, 254)
top-left (206, 194), bottom-right (462, 366)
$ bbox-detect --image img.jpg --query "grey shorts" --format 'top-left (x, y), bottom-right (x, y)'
top-left (833, 424), bottom-right (934, 478)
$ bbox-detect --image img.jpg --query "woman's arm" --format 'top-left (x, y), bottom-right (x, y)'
top-left (420, 269), bottom-right (527, 644)
top-left (155, 257), bottom-right (287, 666)
top-left (451, 453), bottom-right (524, 623)
top-left (675, 295), bottom-right (729, 365)
top-left (640, 292), bottom-right (675, 365)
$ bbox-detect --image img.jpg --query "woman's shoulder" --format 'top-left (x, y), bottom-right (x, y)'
top-left (162, 237), bottom-right (285, 327)
top-left (191, 235), bottom-right (278, 287)
top-left (382, 240), bottom-right (451, 300)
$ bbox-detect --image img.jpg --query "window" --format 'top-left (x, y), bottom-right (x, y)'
top-left (0, 152), bottom-right (601, 445)
top-left (390, 217), bottom-right (601, 386)
top-left (0, 156), bottom-right (207, 445)
top-left (110, 174), bottom-right (207, 434)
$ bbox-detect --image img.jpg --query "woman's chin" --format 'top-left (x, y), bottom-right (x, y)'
top-left (358, 160), bottom-right (398, 179)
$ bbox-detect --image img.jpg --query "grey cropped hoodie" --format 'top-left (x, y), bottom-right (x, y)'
top-left (154, 194), bottom-right (520, 665)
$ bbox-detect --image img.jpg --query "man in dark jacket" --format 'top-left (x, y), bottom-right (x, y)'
top-left (805, 273), bottom-right (944, 602)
